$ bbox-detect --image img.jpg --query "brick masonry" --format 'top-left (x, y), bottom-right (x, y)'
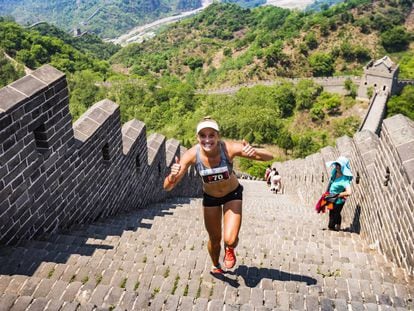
top-left (0, 65), bottom-right (202, 246)
top-left (274, 114), bottom-right (414, 275)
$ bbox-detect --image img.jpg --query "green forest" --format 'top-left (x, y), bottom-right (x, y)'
top-left (0, 0), bottom-right (202, 38)
top-left (1, 0), bottom-right (413, 176)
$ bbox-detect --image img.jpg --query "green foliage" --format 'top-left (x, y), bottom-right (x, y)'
top-left (340, 41), bottom-right (371, 62)
top-left (238, 158), bottom-right (272, 178)
top-left (305, 32), bottom-right (318, 50)
top-left (293, 133), bottom-right (320, 158)
top-left (255, 6), bottom-right (291, 31)
top-left (32, 23), bottom-right (120, 59)
top-left (310, 104), bottom-right (325, 121)
top-left (0, 0), bottom-right (202, 38)
top-left (185, 57), bottom-right (204, 70)
top-left (331, 116), bottom-right (360, 136)
top-left (387, 85), bottom-right (414, 120)
top-left (344, 78), bottom-right (357, 98)
top-left (222, 0), bottom-right (266, 8)
top-left (309, 52), bottom-right (334, 76)
top-left (367, 86), bottom-right (374, 98)
top-left (0, 50), bottom-right (25, 87)
top-left (295, 79), bottom-right (323, 110)
top-left (316, 92), bottom-right (341, 115)
top-left (68, 70), bottom-right (106, 120)
top-left (354, 17), bottom-right (371, 34)
top-left (381, 26), bottom-right (411, 52)
top-left (0, 20), bottom-right (110, 75)
top-left (276, 128), bottom-right (294, 153)
top-left (191, 3), bottom-right (252, 39)
top-left (264, 41), bottom-right (287, 67)
top-left (223, 47), bottom-right (232, 57)
top-left (397, 52), bottom-right (414, 79)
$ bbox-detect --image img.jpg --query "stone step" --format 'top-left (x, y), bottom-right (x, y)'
top-left (0, 181), bottom-right (413, 310)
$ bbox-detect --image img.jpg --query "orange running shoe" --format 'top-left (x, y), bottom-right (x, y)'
top-left (223, 246), bottom-right (236, 269)
top-left (211, 264), bottom-right (224, 274)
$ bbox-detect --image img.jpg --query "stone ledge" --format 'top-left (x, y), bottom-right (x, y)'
top-left (0, 86), bottom-right (27, 113)
top-left (30, 65), bottom-right (65, 85)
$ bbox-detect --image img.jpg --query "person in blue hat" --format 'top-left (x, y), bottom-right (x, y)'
top-left (325, 156), bottom-right (353, 231)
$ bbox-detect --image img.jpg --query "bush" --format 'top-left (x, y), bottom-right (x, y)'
top-left (309, 52), bottom-right (334, 76)
top-left (310, 104), bottom-right (325, 121)
top-left (332, 116), bottom-right (360, 137)
top-left (381, 26), bottom-right (410, 52)
top-left (387, 85), bottom-right (414, 120)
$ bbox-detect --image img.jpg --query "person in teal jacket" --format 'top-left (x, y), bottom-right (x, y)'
top-left (326, 156), bottom-right (353, 231)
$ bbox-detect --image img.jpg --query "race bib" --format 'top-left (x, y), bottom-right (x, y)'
top-left (200, 166), bottom-right (230, 184)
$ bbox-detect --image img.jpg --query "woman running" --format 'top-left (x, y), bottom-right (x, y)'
top-left (163, 117), bottom-right (273, 274)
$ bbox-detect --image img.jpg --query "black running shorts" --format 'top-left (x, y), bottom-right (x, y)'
top-left (202, 184), bottom-right (243, 207)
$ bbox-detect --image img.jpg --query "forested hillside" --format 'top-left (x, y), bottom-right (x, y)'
top-left (1, 1), bottom-right (413, 176)
top-left (0, 0), bottom-right (202, 38)
top-left (111, 0), bottom-right (413, 88)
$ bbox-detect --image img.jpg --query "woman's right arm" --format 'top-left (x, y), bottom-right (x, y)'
top-left (163, 147), bottom-right (196, 191)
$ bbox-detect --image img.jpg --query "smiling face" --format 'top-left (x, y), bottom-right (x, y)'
top-left (197, 128), bottom-right (219, 153)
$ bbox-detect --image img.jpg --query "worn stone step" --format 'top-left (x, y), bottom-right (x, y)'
top-left (0, 181), bottom-right (412, 310)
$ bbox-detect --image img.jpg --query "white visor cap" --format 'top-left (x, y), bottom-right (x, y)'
top-left (196, 120), bottom-right (219, 134)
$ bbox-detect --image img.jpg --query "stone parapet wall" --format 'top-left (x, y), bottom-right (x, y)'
top-left (0, 65), bottom-right (202, 246)
top-left (275, 114), bottom-right (414, 274)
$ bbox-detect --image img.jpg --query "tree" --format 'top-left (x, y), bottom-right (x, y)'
top-left (295, 79), bottom-right (323, 110)
top-left (68, 70), bottom-right (105, 120)
top-left (0, 52), bottom-right (24, 87)
top-left (305, 32), bottom-right (318, 50)
top-left (387, 85), bottom-right (414, 120)
top-left (317, 92), bottom-right (341, 115)
top-left (344, 78), bottom-right (357, 98)
top-left (309, 52), bottom-right (334, 77)
top-left (332, 116), bottom-right (360, 137)
top-left (293, 134), bottom-right (318, 158)
top-left (16, 49), bottom-right (36, 68)
top-left (271, 82), bottom-right (296, 118)
top-left (310, 104), bottom-right (325, 121)
top-left (264, 41), bottom-right (286, 68)
top-left (381, 26), bottom-right (410, 52)
top-left (277, 129), bottom-right (293, 154)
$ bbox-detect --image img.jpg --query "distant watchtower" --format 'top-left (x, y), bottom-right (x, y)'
top-left (359, 56), bottom-right (399, 97)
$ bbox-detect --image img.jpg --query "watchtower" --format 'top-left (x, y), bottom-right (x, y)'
top-left (359, 56), bottom-right (399, 98)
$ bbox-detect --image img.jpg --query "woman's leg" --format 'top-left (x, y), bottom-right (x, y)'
top-left (203, 206), bottom-right (223, 267)
top-left (222, 199), bottom-right (242, 268)
top-left (328, 209), bottom-right (336, 230)
top-left (334, 204), bottom-right (344, 229)
top-left (223, 200), bottom-right (242, 248)
top-left (329, 204), bottom-right (344, 230)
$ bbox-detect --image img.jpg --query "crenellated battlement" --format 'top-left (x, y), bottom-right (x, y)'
top-left (0, 65), bottom-right (202, 245)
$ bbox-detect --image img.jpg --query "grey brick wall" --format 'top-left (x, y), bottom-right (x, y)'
top-left (275, 114), bottom-right (414, 275)
top-left (0, 65), bottom-right (202, 246)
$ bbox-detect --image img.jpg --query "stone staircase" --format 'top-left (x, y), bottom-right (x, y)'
top-left (0, 180), bottom-right (413, 310)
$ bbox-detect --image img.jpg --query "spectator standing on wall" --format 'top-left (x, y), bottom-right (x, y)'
top-left (163, 117), bottom-right (273, 274)
top-left (325, 156), bottom-right (353, 231)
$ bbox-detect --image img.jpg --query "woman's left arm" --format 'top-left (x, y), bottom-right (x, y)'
top-left (227, 140), bottom-right (274, 161)
top-left (338, 185), bottom-right (352, 198)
